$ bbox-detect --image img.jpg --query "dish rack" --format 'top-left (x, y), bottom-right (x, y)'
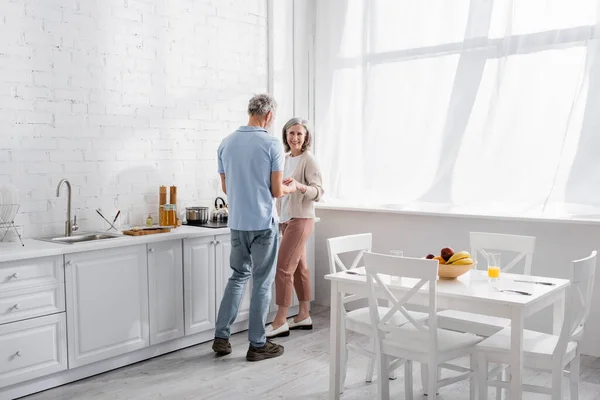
top-left (0, 204), bottom-right (24, 246)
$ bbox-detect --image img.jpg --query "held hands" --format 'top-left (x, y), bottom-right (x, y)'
top-left (283, 178), bottom-right (306, 194)
top-left (283, 177), bottom-right (297, 194)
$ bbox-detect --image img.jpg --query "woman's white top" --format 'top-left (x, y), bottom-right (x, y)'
top-left (279, 155), bottom-right (303, 223)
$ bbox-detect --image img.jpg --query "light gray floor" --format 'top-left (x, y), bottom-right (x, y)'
top-left (22, 306), bottom-right (600, 399)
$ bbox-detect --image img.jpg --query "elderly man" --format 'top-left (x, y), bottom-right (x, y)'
top-left (212, 94), bottom-right (296, 361)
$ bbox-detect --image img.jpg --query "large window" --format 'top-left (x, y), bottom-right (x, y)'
top-left (315, 0), bottom-right (600, 217)
top-left (271, 0), bottom-right (294, 131)
top-left (271, 0), bottom-right (312, 137)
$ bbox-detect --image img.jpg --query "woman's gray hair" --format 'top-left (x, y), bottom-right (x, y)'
top-left (247, 93), bottom-right (277, 116)
top-left (282, 117), bottom-right (312, 153)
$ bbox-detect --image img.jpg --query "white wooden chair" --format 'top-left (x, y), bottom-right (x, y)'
top-left (364, 252), bottom-right (482, 400)
top-left (476, 250), bottom-right (597, 400)
top-left (326, 234), bottom-right (427, 389)
top-left (438, 232), bottom-right (536, 337)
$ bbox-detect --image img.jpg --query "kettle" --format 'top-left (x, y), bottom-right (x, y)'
top-left (212, 197), bottom-right (228, 222)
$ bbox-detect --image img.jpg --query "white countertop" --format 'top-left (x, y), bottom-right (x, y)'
top-left (0, 217), bottom-right (321, 263)
top-left (0, 226), bottom-right (230, 263)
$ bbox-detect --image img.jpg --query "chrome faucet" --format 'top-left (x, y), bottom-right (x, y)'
top-left (56, 179), bottom-right (78, 236)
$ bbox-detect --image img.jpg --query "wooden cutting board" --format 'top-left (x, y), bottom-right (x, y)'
top-left (122, 227), bottom-right (172, 236)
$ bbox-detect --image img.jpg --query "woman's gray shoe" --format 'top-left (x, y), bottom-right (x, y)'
top-left (246, 340), bottom-right (284, 361)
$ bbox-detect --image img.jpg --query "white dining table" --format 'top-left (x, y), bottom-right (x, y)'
top-left (325, 268), bottom-right (570, 399)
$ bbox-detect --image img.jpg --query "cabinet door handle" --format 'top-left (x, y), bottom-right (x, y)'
top-left (148, 248), bottom-right (155, 253)
top-left (12, 304), bottom-right (20, 310)
top-left (66, 261), bottom-right (73, 267)
top-left (14, 351), bottom-right (22, 358)
top-left (10, 272), bottom-right (18, 279)
top-left (216, 240), bottom-right (221, 245)
top-left (211, 240), bottom-right (217, 246)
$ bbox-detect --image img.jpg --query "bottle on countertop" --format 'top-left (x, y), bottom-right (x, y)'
top-left (165, 204), bottom-right (176, 226)
top-left (146, 214), bottom-right (153, 227)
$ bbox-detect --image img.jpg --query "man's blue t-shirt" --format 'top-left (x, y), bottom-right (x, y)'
top-left (217, 126), bottom-right (285, 231)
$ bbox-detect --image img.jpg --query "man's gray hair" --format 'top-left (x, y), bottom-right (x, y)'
top-left (248, 93), bottom-right (277, 116)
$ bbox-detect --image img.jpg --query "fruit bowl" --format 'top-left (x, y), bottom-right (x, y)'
top-left (438, 262), bottom-right (476, 280)
top-left (425, 248), bottom-right (476, 280)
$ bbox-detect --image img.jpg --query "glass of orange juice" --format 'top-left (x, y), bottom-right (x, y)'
top-left (487, 252), bottom-right (501, 281)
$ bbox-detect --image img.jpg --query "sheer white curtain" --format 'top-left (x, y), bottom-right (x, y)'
top-left (315, 0), bottom-right (600, 217)
top-left (272, 0), bottom-right (294, 134)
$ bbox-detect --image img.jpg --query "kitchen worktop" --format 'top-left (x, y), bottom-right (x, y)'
top-left (0, 226), bottom-right (230, 263)
top-left (0, 217), bottom-right (321, 263)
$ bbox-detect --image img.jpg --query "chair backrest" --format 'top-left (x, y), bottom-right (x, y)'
top-left (555, 251), bottom-right (597, 360)
top-left (364, 252), bottom-right (439, 353)
top-left (327, 233), bottom-right (372, 305)
top-left (326, 233), bottom-right (372, 274)
top-left (470, 232), bottom-right (536, 275)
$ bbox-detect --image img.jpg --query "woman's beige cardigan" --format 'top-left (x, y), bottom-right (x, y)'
top-left (276, 151), bottom-right (324, 219)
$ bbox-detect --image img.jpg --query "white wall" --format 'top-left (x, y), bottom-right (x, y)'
top-left (0, 0), bottom-right (267, 237)
top-left (314, 208), bottom-right (600, 357)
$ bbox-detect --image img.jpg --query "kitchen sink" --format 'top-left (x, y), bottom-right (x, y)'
top-left (36, 232), bottom-right (123, 245)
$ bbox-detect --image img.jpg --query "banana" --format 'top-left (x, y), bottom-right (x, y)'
top-left (447, 251), bottom-right (471, 264)
top-left (451, 257), bottom-right (473, 265)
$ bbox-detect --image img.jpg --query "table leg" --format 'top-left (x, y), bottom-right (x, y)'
top-left (330, 281), bottom-right (343, 399)
top-left (509, 309), bottom-right (524, 399)
top-left (553, 290), bottom-right (566, 335)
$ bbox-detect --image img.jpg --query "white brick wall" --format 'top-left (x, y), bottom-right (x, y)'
top-left (0, 0), bottom-right (268, 238)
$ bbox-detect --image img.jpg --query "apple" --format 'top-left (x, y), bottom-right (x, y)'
top-left (441, 247), bottom-right (455, 262)
top-left (425, 254), bottom-right (435, 259)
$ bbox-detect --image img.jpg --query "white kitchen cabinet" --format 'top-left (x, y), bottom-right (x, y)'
top-left (183, 237), bottom-right (216, 336)
top-left (0, 256), bottom-right (63, 292)
top-left (0, 283), bottom-right (65, 325)
top-left (306, 232), bottom-right (316, 301)
top-left (65, 245), bottom-right (149, 368)
top-left (0, 228), bottom-right (321, 399)
top-left (0, 313), bottom-right (67, 388)
top-left (215, 234), bottom-right (251, 324)
top-left (148, 240), bottom-right (184, 345)
top-left (184, 234), bottom-right (251, 336)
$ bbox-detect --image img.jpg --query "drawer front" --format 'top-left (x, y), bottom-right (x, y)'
top-left (0, 313), bottom-right (67, 388)
top-left (0, 284), bottom-right (65, 325)
top-left (0, 257), bottom-right (63, 292)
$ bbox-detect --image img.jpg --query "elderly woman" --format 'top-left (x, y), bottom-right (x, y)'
top-left (266, 117), bottom-right (324, 338)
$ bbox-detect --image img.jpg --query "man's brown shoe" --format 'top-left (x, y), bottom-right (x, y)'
top-left (246, 340), bottom-right (284, 362)
top-left (212, 337), bottom-right (232, 356)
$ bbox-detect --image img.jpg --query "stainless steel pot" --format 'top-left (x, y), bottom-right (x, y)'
top-left (186, 207), bottom-right (209, 224)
